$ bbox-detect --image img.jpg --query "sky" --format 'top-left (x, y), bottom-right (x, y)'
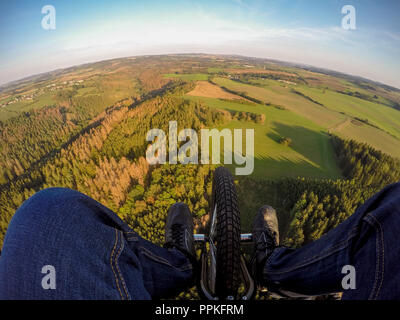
top-left (0, 0), bottom-right (399, 87)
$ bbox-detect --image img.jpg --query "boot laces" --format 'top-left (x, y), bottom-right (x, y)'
top-left (169, 223), bottom-right (185, 247)
top-left (256, 228), bottom-right (277, 251)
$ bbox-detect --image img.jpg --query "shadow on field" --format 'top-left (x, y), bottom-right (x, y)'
top-left (252, 155), bottom-right (327, 179)
top-left (265, 122), bottom-right (335, 176)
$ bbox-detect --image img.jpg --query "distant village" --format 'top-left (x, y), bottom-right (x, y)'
top-left (0, 79), bottom-right (84, 108)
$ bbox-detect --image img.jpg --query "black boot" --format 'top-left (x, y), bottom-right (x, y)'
top-left (251, 205), bottom-right (279, 281)
top-left (165, 203), bottom-right (196, 266)
top-left (251, 206), bottom-right (312, 298)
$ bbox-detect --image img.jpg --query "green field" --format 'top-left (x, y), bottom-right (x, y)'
top-left (212, 77), bottom-right (400, 158)
top-left (0, 73), bottom-right (139, 122)
top-left (213, 77), bottom-right (347, 128)
top-left (163, 73), bottom-right (209, 81)
top-left (184, 95), bottom-right (342, 180)
top-left (0, 92), bottom-right (57, 121)
top-left (295, 85), bottom-right (400, 139)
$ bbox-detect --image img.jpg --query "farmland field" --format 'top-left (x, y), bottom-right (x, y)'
top-left (184, 95), bottom-right (342, 179)
top-left (212, 76), bottom-right (400, 158)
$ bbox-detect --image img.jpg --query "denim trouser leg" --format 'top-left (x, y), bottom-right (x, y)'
top-left (0, 188), bottom-right (193, 300)
top-left (263, 182), bottom-right (400, 300)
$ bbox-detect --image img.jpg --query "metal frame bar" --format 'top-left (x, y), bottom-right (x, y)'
top-left (194, 233), bottom-right (253, 242)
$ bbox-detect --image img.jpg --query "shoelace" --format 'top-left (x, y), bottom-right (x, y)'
top-left (169, 223), bottom-right (184, 247)
top-left (256, 229), bottom-right (277, 252)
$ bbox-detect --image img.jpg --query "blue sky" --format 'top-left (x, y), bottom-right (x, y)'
top-left (0, 0), bottom-right (399, 87)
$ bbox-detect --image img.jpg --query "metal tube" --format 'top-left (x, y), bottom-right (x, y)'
top-left (194, 233), bottom-right (253, 242)
top-left (194, 234), bottom-right (205, 242)
top-left (240, 233), bottom-right (253, 242)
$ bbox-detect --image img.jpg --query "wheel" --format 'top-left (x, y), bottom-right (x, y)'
top-left (208, 166), bottom-right (241, 299)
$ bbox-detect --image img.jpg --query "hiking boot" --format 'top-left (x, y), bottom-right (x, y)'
top-left (251, 205), bottom-right (279, 280)
top-left (165, 202), bottom-right (196, 265)
top-left (251, 206), bottom-right (312, 298)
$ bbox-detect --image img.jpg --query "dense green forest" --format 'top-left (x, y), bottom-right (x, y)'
top-left (251, 136), bottom-right (400, 248)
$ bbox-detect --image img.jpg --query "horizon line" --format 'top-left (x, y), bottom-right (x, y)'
top-left (1, 52), bottom-right (399, 91)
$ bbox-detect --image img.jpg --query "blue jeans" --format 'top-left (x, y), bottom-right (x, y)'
top-left (0, 188), bottom-right (193, 299)
top-left (263, 182), bottom-right (400, 300)
top-left (0, 184), bottom-right (399, 299)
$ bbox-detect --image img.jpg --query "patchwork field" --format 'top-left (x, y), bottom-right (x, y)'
top-left (212, 76), bottom-right (400, 158)
top-left (187, 81), bottom-right (246, 101)
top-left (163, 73), bottom-right (209, 81)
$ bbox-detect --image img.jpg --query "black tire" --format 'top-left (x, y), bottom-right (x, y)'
top-left (210, 166), bottom-right (241, 298)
